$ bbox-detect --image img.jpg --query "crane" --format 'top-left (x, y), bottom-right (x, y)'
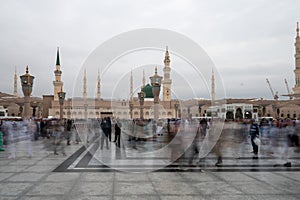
top-left (266, 78), bottom-right (279, 100)
top-left (284, 78), bottom-right (293, 100)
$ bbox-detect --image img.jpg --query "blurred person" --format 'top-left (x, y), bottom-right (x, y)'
top-left (26, 119), bottom-right (37, 157)
top-left (114, 120), bottom-right (122, 147)
top-left (65, 119), bottom-right (73, 145)
top-left (7, 121), bottom-right (17, 159)
top-left (249, 119), bottom-right (260, 155)
top-left (282, 120), bottom-right (299, 167)
top-left (100, 118), bottom-right (109, 150)
top-left (188, 120), bottom-right (202, 166)
top-left (53, 121), bottom-right (66, 156)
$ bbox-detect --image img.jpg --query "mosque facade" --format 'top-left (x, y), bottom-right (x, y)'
top-left (1, 23), bottom-right (300, 120)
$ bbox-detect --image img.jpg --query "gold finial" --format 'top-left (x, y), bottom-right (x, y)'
top-left (155, 66), bottom-right (158, 75)
top-left (166, 46), bottom-right (168, 52)
top-left (26, 66), bottom-right (29, 74)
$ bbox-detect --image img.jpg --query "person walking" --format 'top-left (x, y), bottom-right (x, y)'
top-left (100, 118), bottom-right (109, 150)
top-left (249, 120), bottom-right (260, 155)
top-left (114, 120), bottom-right (122, 147)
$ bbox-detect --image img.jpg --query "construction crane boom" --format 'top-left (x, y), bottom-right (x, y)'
top-left (266, 78), bottom-right (278, 100)
top-left (284, 78), bottom-right (293, 99)
top-left (266, 78), bottom-right (275, 97)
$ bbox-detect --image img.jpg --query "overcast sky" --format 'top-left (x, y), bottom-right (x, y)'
top-left (1, 0), bottom-right (300, 100)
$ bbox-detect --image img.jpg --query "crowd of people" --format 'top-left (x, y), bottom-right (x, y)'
top-left (0, 116), bottom-right (299, 169)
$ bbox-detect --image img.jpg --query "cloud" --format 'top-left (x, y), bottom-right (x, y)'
top-left (0, 0), bottom-right (300, 101)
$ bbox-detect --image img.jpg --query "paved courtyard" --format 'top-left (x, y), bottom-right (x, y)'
top-left (1, 124), bottom-right (300, 200)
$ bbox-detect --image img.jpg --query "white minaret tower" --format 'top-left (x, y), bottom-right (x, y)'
top-left (83, 68), bottom-right (87, 101)
top-left (211, 68), bottom-right (216, 104)
top-left (97, 68), bottom-right (101, 101)
top-left (162, 46), bottom-right (172, 101)
top-left (53, 47), bottom-right (64, 101)
top-left (293, 22), bottom-right (300, 98)
top-left (130, 69), bottom-right (133, 102)
top-left (13, 67), bottom-right (18, 97)
top-left (142, 69), bottom-right (146, 88)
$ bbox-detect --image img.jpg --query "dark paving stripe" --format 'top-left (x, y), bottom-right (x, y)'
top-left (53, 145), bottom-right (86, 172)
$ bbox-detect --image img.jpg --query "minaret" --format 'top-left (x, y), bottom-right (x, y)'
top-left (211, 68), bottom-right (216, 104)
top-left (162, 46), bottom-right (172, 101)
top-left (53, 47), bottom-right (64, 101)
top-left (83, 68), bottom-right (87, 101)
top-left (142, 69), bottom-right (146, 88)
top-left (97, 68), bottom-right (101, 101)
top-left (293, 22), bottom-right (300, 98)
top-left (13, 67), bottom-right (18, 97)
top-left (130, 69), bottom-right (133, 102)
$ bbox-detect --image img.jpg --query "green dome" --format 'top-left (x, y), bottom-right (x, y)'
top-left (141, 84), bottom-right (154, 98)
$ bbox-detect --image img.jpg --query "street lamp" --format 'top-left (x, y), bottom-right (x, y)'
top-left (174, 101), bottom-right (179, 118)
top-left (58, 89), bottom-right (66, 120)
top-left (150, 67), bottom-right (163, 121)
top-left (129, 102), bottom-right (134, 119)
top-left (84, 103), bottom-right (88, 120)
top-left (138, 91), bottom-right (145, 119)
top-left (20, 66), bottom-right (34, 119)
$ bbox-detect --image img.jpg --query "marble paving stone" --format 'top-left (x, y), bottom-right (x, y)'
top-left (153, 181), bottom-right (199, 195)
top-left (209, 195), bottom-right (255, 200)
top-left (23, 165), bottom-right (56, 172)
top-left (20, 196), bottom-right (63, 200)
top-left (114, 195), bottom-right (160, 200)
top-left (114, 182), bottom-right (156, 195)
top-left (212, 172), bottom-right (257, 182)
top-left (252, 195), bottom-right (300, 200)
top-left (9, 159), bottom-right (38, 166)
top-left (229, 181), bottom-right (286, 195)
top-left (148, 173), bottom-right (185, 182)
top-left (26, 182), bottom-right (73, 195)
top-left (159, 195), bottom-right (208, 200)
top-left (179, 172), bottom-right (219, 182)
top-left (193, 181), bottom-right (243, 195)
top-left (0, 165), bottom-right (28, 173)
top-left (0, 173), bottom-right (14, 181)
top-left (0, 160), bottom-right (11, 166)
top-left (243, 172), bottom-right (292, 183)
top-left (274, 172), bottom-right (300, 182)
top-left (6, 173), bottom-right (46, 182)
top-left (0, 183), bottom-right (33, 196)
top-left (71, 182), bottom-right (113, 196)
top-left (81, 173), bottom-right (114, 182)
top-left (0, 196), bottom-right (18, 200)
top-left (65, 195), bottom-right (111, 200)
top-left (266, 180), bottom-right (300, 194)
top-left (115, 173), bottom-right (149, 182)
top-left (44, 172), bottom-right (80, 182)
top-left (34, 160), bottom-right (64, 166)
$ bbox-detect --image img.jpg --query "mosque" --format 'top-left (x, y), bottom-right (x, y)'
top-left (1, 23), bottom-right (300, 120)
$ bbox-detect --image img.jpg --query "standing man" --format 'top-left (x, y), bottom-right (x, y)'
top-left (249, 120), bottom-right (259, 155)
top-left (114, 120), bottom-right (122, 147)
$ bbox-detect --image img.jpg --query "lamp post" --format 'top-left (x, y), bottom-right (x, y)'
top-left (150, 67), bottom-right (163, 121)
top-left (129, 102), bottom-right (134, 119)
top-left (174, 102), bottom-right (179, 118)
top-left (58, 90), bottom-right (66, 120)
top-left (20, 66), bottom-right (34, 119)
top-left (138, 91), bottom-right (145, 119)
top-left (84, 103), bottom-right (88, 121)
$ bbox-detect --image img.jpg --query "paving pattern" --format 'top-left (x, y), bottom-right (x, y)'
top-left (1, 125), bottom-right (300, 200)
